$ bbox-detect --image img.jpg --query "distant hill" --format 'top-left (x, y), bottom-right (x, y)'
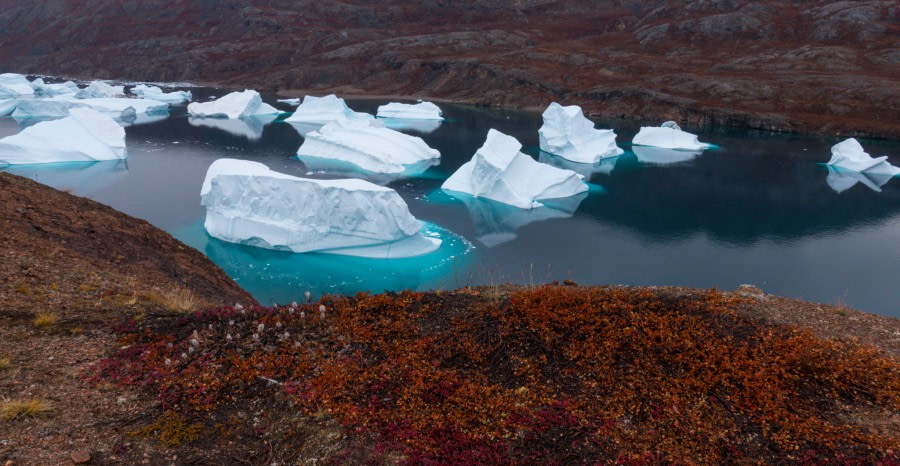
top-left (0, 0), bottom-right (897, 137)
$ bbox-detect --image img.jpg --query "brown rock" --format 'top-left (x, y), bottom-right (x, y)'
top-left (71, 451), bottom-right (91, 464)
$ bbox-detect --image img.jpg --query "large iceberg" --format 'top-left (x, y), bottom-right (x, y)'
top-left (826, 138), bottom-right (900, 175)
top-left (632, 122), bottom-right (711, 151)
top-left (75, 81), bottom-right (125, 99)
top-left (296, 119), bottom-right (440, 174)
top-left (187, 89), bottom-right (278, 119)
top-left (442, 129), bottom-right (588, 209)
top-left (377, 101), bottom-right (443, 120)
top-left (0, 73), bottom-right (35, 97)
top-left (30, 78), bottom-right (78, 96)
top-left (0, 108), bottom-right (126, 164)
top-left (189, 114), bottom-right (277, 140)
top-left (130, 84), bottom-right (192, 104)
top-left (538, 102), bottom-right (623, 163)
top-left (200, 159), bottom-right (441, 257)
top-left (284, 94), bottom-right (373, 124)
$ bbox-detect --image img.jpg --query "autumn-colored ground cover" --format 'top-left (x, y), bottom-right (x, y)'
top-left (95, 286), bottom-right (899, 463)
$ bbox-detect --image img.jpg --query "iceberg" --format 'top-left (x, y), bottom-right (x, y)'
top-left (538, 102), bottom-right (623, 163)
top-left (200, 159), bottom-right (441, 257)
top-left (632, 123), bottom-right (711, 151)
top-left (277, 98), bottom-right (300, 106)
top-left (632, 145), bottom-right (702, 165)
top-left (826, 138), bottom-right (900, 175)
top-left (296, 119), bottom-right (440, 174)
top-left (376, 101), bottom-right (443, 120)
top-left (189, 114), bottom-right (278, 140)
top-left (0, 73), bottom-right (35, 97)
top-left (187, 89), bottom-right (278, 119)
top-left (442, 129), bottom-right (588, 209)
top-left (11, 98), bottom-right (88, 118)
top-left (75, 81), bottom-right (125, 99)
top-left (0, 108), bottom-right (126, 164)
top-left (284, 94), bottom-right (374, 124)
top-left (130, 84), bottom-right (192, 104)
top-left (48, 96), bottom-right (169, 120)
top-left (380, 118), bottom-right (443, 134)
top-left (0, 99), bottom-right (16, 116)
top-left (30, 78), bottom-right (78, 96)
top-left (825, 166), bottom-right (895, 194)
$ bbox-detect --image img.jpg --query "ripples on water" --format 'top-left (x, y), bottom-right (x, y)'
top-left (2, 88), bottom-right (899, 315)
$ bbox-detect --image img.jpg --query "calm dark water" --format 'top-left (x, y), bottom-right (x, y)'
top-left (2, 88), bottom-right (899, 315)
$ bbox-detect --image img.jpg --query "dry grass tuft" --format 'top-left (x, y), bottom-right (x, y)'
top-left (1, 399), bottom-right (51, 420)
top-left (0, 356), bottom-right (11, 370)
top-left (33, 311), bottom-right (58, 328)
top-left (146, 287), bottom-right (200, 313)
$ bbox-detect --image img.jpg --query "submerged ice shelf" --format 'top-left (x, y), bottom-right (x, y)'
top-left (201, 159), bottom-right (441, 258)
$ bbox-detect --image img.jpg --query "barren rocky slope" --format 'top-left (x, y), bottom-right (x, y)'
top-left (0, 0), bottom-right (897, 137)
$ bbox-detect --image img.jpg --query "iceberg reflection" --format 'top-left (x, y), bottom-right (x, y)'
top-left (539, 151), bottom-right (621, 178)
top-left (632, 145), bottom-right (703, 165)
top-left (189, 114), bottom-right (278, 140)
top-left (378, 118), bottom-right (443, 134)
top-left (826, 165), bottom-right (897, 194)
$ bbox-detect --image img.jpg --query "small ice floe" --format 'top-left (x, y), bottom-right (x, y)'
top-left (284, 94), bottom-right (373, 125)
top-left (277, 98), bottom-right (300, 106)
top-left (130, 84), bottom-right (192, 104)
top-left (376, 101), bottom-right (443, 120)
top-left (825, 138), bottom-right (899, 193)
top-left (30, 78), bottom-right (78, 96)
top-left (0, 108), bottom-right (126, 164)
top-left (539, 102), bottom-right (623, 163)
top-left (0, 73), bottom-right (35, 97)
top-left (296, 119), bottom-right (440, 175)
top-left (200, 158), bottom-right (441, 258)
top-left (632, 121), bottom-right (711, 151)
top-left (75, 81), bottom-right (125, 99)
top-left (442, 129), bottom-right (588, 209)
top-left (187, 89), bottom-right (279, 119)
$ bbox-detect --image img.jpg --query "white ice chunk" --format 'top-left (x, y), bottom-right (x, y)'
top-left (632, 125), bottom-right (711, 151)
top-left (632, 145), bottom-right (702, 165)
top-left (187, 89), bottom-right (278, 119)
top-left (826, 138), bottom-right (900, 175)
top-left (130, 84), bottom-right (192, 104)
top-left (0, 108), bottom-right (126, 164)
top-left (0, 99), bottom-right (17, 116)
top-left (376, 101), bottom-right (443, 120)
top-left (75, 81), bottom-right (125, 99)
top-left (277, 98), bottom-right (300, 106)
top-left (200, 159), bottom-right (441, 257)
top-left (825, 166), bottom-right (895, 193)
top-left (538, 102), bottom-right (623, 163)
top-left (12, 98), bottom-right (88, 118)
top-left (296, 119), bottom-right (440, 174)
top-left (0, 73), bottom-right (35, 97)
top-left (30, 78), bottom-right (78, 96)
top-left (284, 94), bottom-right (374, 124)
top-left (53, 96), bottom-right (169, 117)
top-left (442, 129), bottom-right (588, 209)
top-left (189, 114), bottom-right (277, 140)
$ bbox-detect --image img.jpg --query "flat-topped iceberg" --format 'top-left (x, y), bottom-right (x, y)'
top-left (296, 119), bottom-right (440, 174)
top-left (0, 73), bottom-right (35, 97)
top-left (30, 78), bottom-right (78, 96)
top-left (75, 81), bottom-right (125, 99)
top-left (539, 102), bottom-right (623, 163)
top-left (632, 122), bottom-right (711, 151)
top-left (0, 108), bottom-right (126, 164)
top-left (284, 94), bottom-right (373, 124)
top-left (826, 138), bottom-right (900, 175)
top-left (187, 89), bottom-right (278, 119)
top-left (377, 101), bottom-right (443, 120)
top-left (200, 159), bottom-right (441, 257)
top-left (442, 129), bottom-right (588, 209)
top-left (130, 84), bottom-right (192, 104)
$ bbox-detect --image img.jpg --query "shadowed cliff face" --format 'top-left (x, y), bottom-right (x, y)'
top-left (0, 0), bottom-right (897, 137)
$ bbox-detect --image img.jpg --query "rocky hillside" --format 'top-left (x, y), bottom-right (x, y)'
top-left (0, 0), bottom-right (897, 137)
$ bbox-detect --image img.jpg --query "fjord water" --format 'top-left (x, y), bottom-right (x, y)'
top-left (2, 89), bottom-right (899, 315)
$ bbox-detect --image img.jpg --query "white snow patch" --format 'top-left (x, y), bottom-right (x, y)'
top-left (0, 108), bottom-right (126, 164)
top-left (296, 119), bottom-right (440, 174)
top-left (200, 159), bottom-right (440, 257)
top-left (539, 102), bottom-right (623, 163)
top-left (442, 129), bottom-right (588, 209)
